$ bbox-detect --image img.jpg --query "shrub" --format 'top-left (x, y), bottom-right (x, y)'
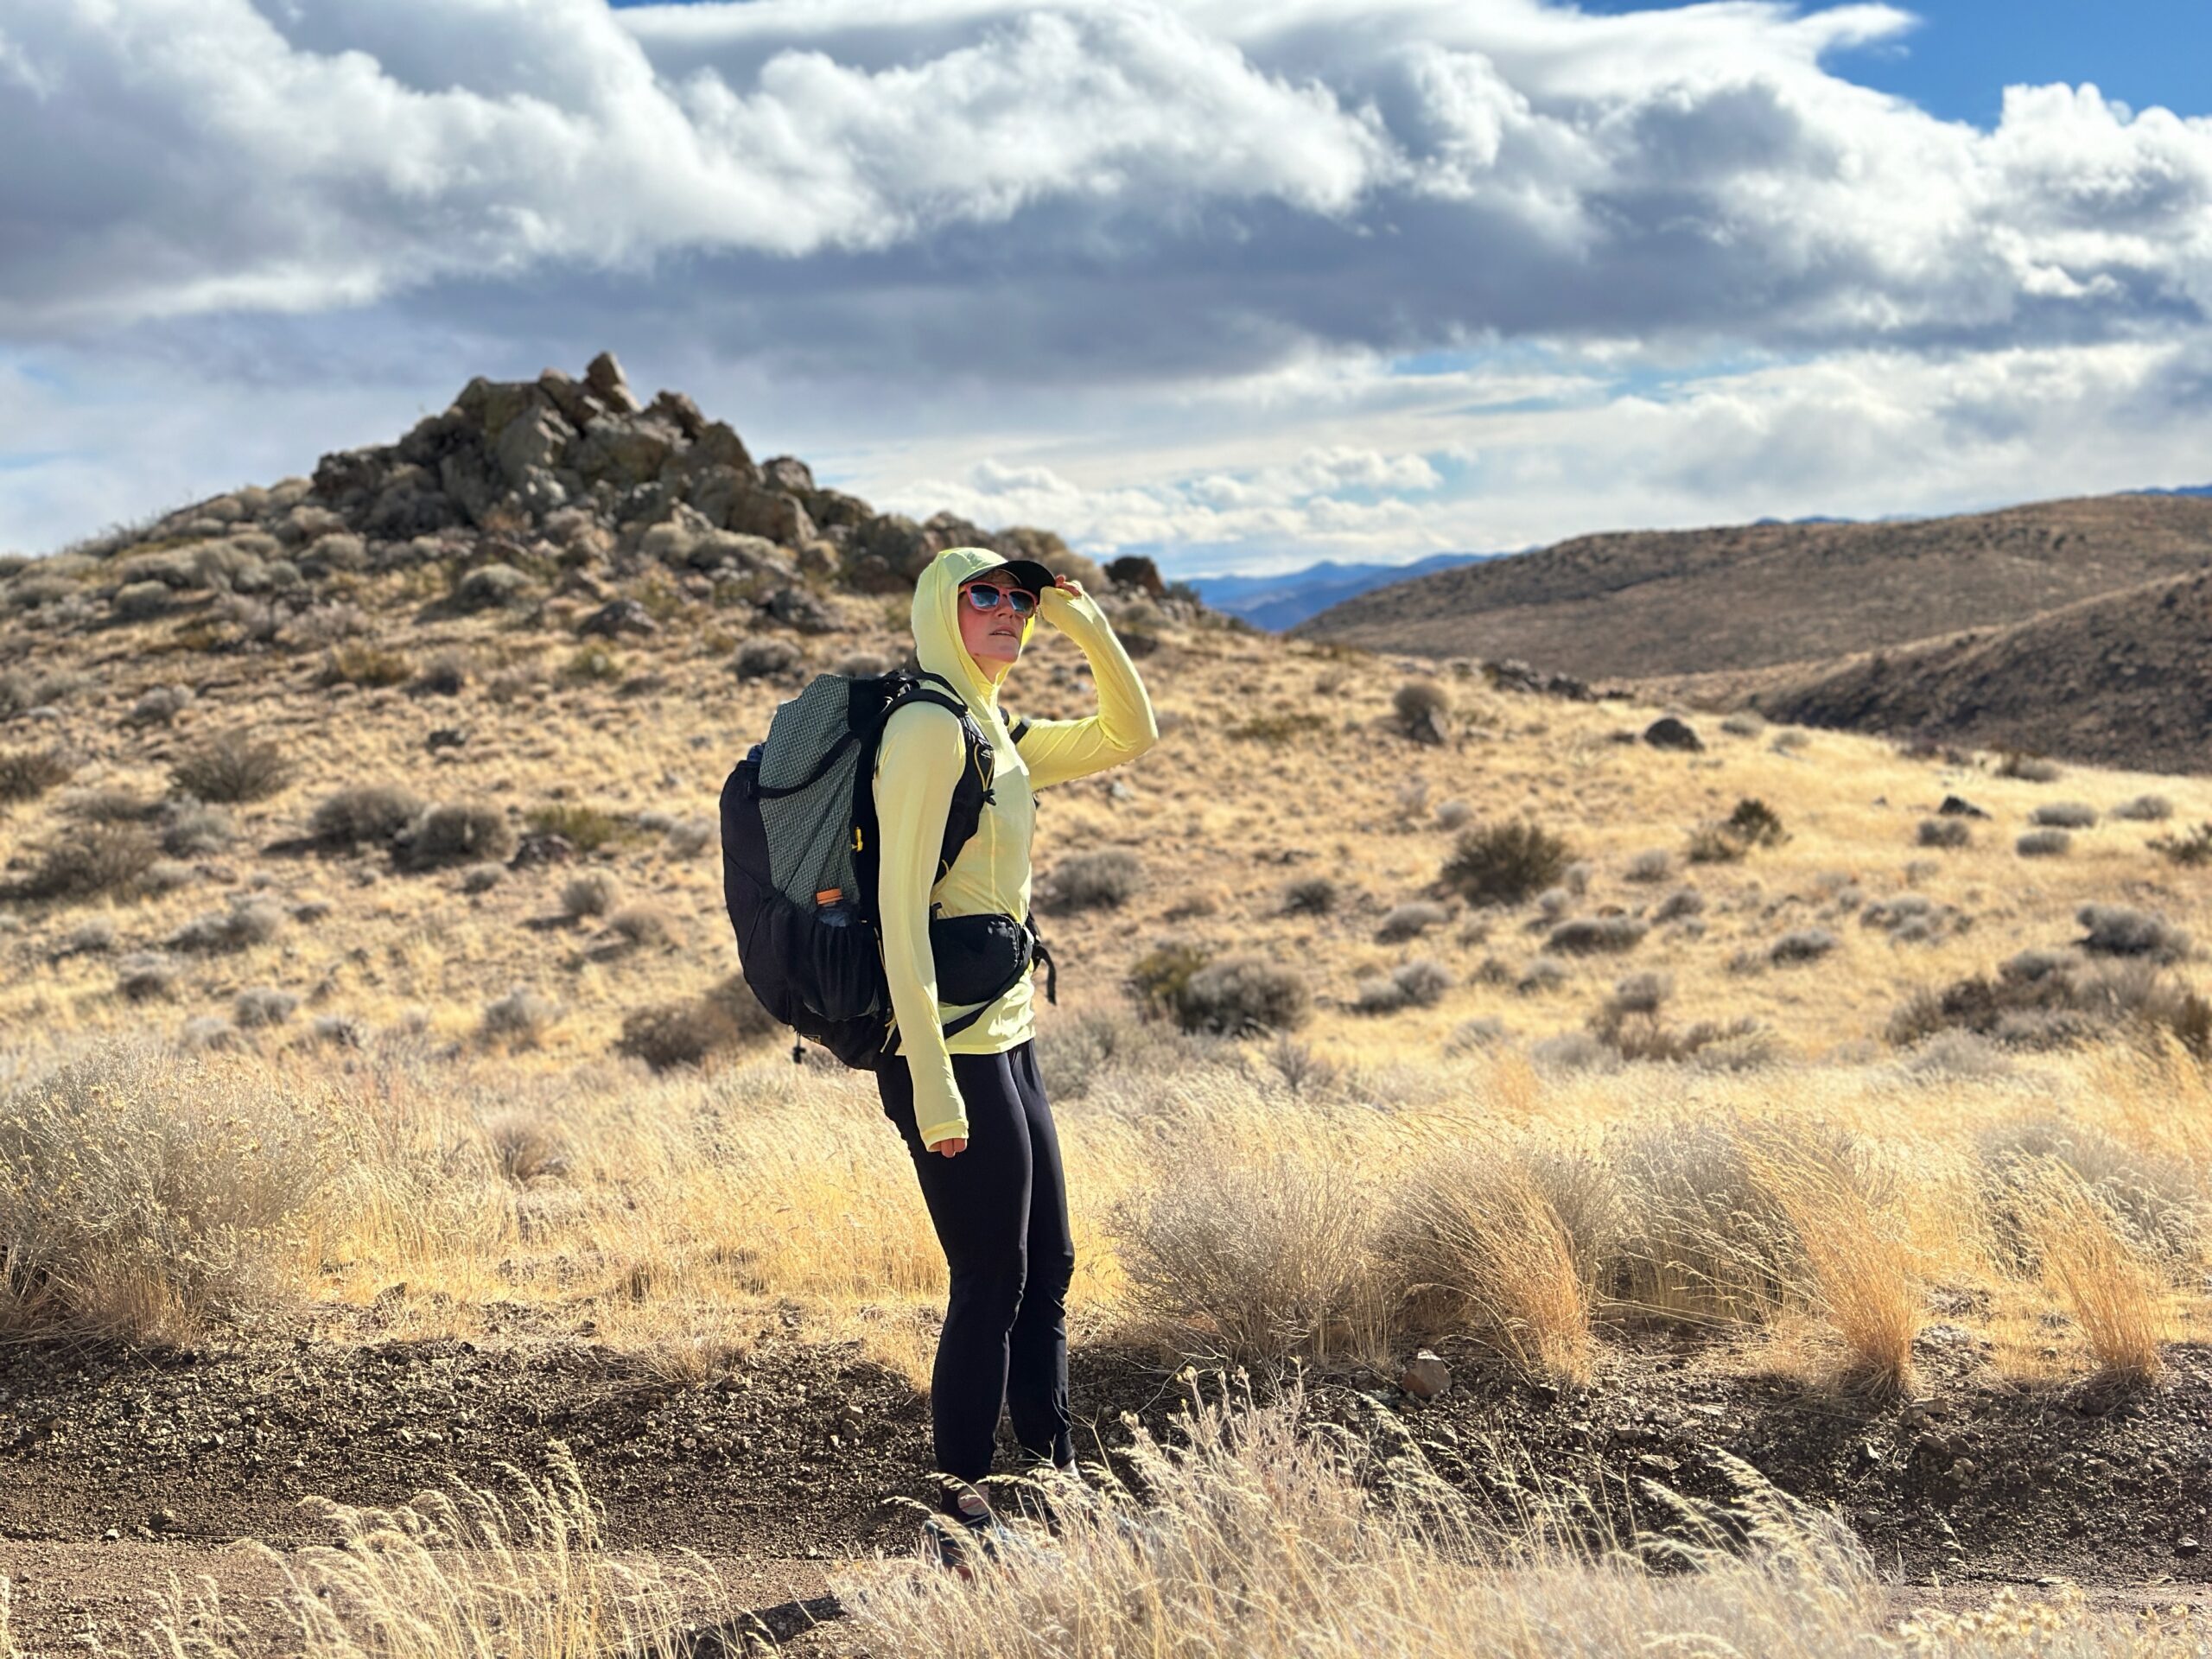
top-left (2113, 793), bottom-right (2173, 822)
top-left (2148, 822), bottom-right (2212, 868)
top-left (1226, 712), bottom-right (1329, 744)
top-left (526, 803), bottom-right (635, 855)
top-left (1686, 824), bottom-right (1745, 863)
top-left (1176, 957), bottom-right (1313, 1036)
top-left (452, 563), bottom-right (530, 611)
top-left (1516, 956), bottom-right (1570, 994)
top-left (1128, 944), bottom-right (1212, 1022)
top-left (162, 801), bottom-right (235, 857)
top-left (1652, 887), bottom-right (1705, 923)
top-left (1393, 679), bottom-right (1452, 741)
top-left (0, 1035), bottom-right (338, 1338)
top-left (111, 579), bottom-right (174, 620)
top-left (311, 784), bottom-right (425, 848)
top-left (836, 650), bottom-right (894, 679)
top-left (664, 817), bottom-right (716, 860)
top-left (2030, 801), bottom-right (2098, 830)
top-left (306, 1014), bottom-right (367, 1049)
top-left (117, 953), bottom-right (179, 1002)
top-left (2075, 903), bottom-right (2192, 963)
top-left (1623, 848), bottom-right (1673, 884)
top-left (460, 863), bottom-right (505, 895)
top-left (1443, 1015), bottom-right (1510, 1054)
top-left (60, 786), bottom-right (160, 824)
top-left (318, 643), bottom-right (414, 688)
top-left (616, 976), bottom-right (779, 1071)
top-left (480, 984), bottom-right (561, 1047)
top-left (1605, 970), bottom-right (1673, 1018)
top-left (415, 649), bottom-right (473, 696)
top-left (57, 917), bottom-right (118, 958)
top-left (1376, 900), bottom-right (1447, 943)
top-left (1433, 801), bottom-right (1473, 833)
top-left (232, 987), bottom-right (299, 1027)
top-left (0, 747), bottom-right (75, 804)
top-left (397, 803), bottom-right (516, 870)
top-left (143, 859), bottom-right (194, 895)
top-left (1996, 749), bottom-right (2062, 782)
top-left (1887, 957), bottom-right (2212, 1058)
top-left (1720, 710), bottom-right (1767, 737)
top-left (733, 638), bottom-right (802, 680)
top-left (1545, 915), bottom-right (1648, 956)
top-left (1770, 928), bottom-right (1838, 964)
top-left (19, 823), bottom-right (162, 901)
top-left (171, 731), bottom-right (294, 804)
top-left (1283, 876), bottom-right (1338, 916)
top-left (1049, 849), bottom-right (1143, 912)
top-left (598, 906), bottom-right (669, 950)
top-left (127, 684), bottom-right (194, 725)
top-left (1440, 820), bottom-right (1573, 907)
top-left (2016, 827), bottom-right (2071, 857)
top-left (1916, 817), bottom-right (1971, 849)
top-left (168, 898), bottom-right (285, 955)
top-left (562, 871), bottom-right (623, 921)
top-left (177, 1015), bottom-right (237, 1051)
top-left (1354, 957), bottom-right (1452, 1014)
top-left (560, 645), bottom-right (624, 685)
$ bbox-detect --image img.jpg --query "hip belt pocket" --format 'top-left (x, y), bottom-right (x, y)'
top-left (928, 912), bottom-right (1033, 1007)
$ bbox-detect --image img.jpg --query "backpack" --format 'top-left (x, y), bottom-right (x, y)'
top-left (720, 666), bottom-right (1057, 1068)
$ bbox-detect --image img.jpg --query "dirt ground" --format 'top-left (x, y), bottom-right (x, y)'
top-left (4, 1320), bottom-right (2210, 1652)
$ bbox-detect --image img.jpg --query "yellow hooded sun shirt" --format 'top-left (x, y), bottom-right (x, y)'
top-left (874, 546), bottom-right (1159, 1147)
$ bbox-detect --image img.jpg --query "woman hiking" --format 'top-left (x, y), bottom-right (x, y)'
top-left (873, 544), bottom-right (1158, 1571)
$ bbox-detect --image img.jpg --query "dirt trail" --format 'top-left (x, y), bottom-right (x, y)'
top-left (0, 1541), bottom-right (842, 1656)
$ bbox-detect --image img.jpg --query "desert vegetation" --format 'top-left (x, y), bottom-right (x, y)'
top-left (6, 365), bottom-right (2212, 1649)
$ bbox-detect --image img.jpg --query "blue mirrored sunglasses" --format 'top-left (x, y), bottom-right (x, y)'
top-left (961, 582), bottom-right (1038, 616)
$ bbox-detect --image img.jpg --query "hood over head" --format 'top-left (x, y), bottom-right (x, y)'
top-left (911, 546), bottom-right (1040, 745)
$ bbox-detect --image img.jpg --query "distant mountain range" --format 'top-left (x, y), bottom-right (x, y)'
top-left (1185, 550), bottom-right (1505, 631)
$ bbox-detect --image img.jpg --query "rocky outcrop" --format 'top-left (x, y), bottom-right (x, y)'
top-left (40, 354), bottom-right (1209, 639)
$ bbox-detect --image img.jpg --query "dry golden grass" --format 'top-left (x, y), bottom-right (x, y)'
top-left (1377, 1124), bottom-right (1603, 1387)
top-left (5, 1014), bottom-right (2207, 1402)
top-left (836, 1372), bottom-right (2210, 1658)
top-left (2016, 1161), bottom-right (2176, 1385)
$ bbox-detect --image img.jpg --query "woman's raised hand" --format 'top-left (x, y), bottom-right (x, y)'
top-left (1039, 574), bottom-right (1085, 627)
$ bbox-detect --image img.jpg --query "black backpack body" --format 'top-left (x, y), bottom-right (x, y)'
top-left (720, 667), bottom-right (1055, 1068)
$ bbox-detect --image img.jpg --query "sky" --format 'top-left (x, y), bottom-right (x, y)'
top-left (3, 1), bottom-right (2209, 577)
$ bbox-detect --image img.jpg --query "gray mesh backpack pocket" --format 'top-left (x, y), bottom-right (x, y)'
top-left (721, 669), bottom-right (995, 1067)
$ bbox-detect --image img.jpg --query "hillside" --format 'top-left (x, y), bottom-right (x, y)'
top-left (1292, 492), bottom-right (2212, 686)
top-left (1631, 568), bottom-right (2212, 774)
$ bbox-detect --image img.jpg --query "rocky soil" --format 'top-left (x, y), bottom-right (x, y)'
top-left (3, 1323), bottom-right (2208, 1650)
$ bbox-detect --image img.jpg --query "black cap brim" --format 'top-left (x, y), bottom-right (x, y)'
top-left (989, 557), bottom-right (1056, 594)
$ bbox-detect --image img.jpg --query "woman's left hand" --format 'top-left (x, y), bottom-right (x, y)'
top-left (1040, 575), bottom-right (1086, 627)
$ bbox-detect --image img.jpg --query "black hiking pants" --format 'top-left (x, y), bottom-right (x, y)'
top-left (877, 1037), bottom-right (1077, 1507)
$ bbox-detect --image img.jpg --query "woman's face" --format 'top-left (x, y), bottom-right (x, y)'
top-left (956, 575), bottom-right (1034, 674)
